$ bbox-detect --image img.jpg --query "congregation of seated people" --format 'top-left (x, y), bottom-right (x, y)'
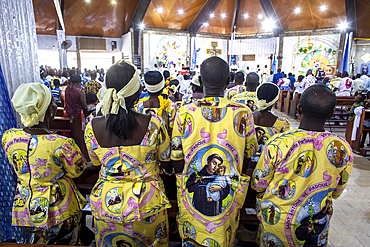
top-left (3, 57), bottom-right (360, 247)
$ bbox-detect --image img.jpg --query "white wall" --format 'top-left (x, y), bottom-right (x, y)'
top-left (121, 32), bottom-right (132, 61)
top-left (234, 54), bottom-right (271, 73)
top-left (282, 34), bottom-right (340, 76)
top-left (353, 42), bottom-right (370, 75)
top-left (192, 37), bottom-right (228, 65)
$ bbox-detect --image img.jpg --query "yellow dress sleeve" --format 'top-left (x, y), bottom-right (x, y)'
top-left (251, 140), bottom-right (278, 192)
top-left (167, 102), bottom-right (178, 130)
top-left (170, 111), bottom-right (184, 161)
top-left (84, 123), bottom-right (102, 167)
top-left (60, 138), bottom-right (87, 178)
top-left (157, 120), bottom-right (171, 162)
top-left (245, 110), bottom-right (257, 158)
top-left (333, 158), bottom-right (353, 199)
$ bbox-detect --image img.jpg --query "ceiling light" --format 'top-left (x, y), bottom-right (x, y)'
top-left (85, 0), bottom-right (90, 2)
top-left (111, 0), bottom-right (116, 4)
top-left (262, 19), bottom-right (275, 31)
top-left (203, 22), bottom-right (209, 27)
top-left (178, 9), bottom-right (184, 15)
top-left (294, 7), bottom-right (301, 14)
top-left (243, 13), bottom-right (249, 19)
top-left (139, 23), bottom-right (145, 30)
top-left (221, 13), bottom-right (226, 19)
top-left (257, 14), bottom-right (263, 19)
top-left (210, 13), bottom-right (215, 18)
top-left (157, 8), bottom-right (163, 13)
top-left (320, 5), bottom-right (327, 11)
top-left (338, 21), bottom-right (348, 31)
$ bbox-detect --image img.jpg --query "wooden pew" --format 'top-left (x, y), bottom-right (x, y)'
top-left (276, 90), bottom-right (289, 112)
top-left (358, 109), bottom-right (370, 155)
top-left (284, 90), bottom-right (293, 114)
top-left (289, 93), bottom-right (300, 118)
top-left (325, 96), bottom-right (356, 131)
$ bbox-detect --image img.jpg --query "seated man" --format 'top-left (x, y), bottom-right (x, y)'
top-left (231, 72), bottom-right (260, 111)
top-left (171, 57), bottom-right (257, 247)
top-left (252, 84), bottom-right (353, 246)
top-left (225, 71), bottom-right (246, 99)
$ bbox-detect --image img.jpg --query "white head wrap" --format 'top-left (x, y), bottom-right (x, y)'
top-left (144, 79), bottom-right (165, 93)
top-left (101, 60), bottom-right (140, 116)
top-left (191, 76), bottom-right (200, 87)
top-left (12, 83), bottom-right (52, 127)
top-left (256, 82), bottom-right (280, 111)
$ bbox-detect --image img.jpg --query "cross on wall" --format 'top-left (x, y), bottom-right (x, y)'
top-left (206, 42), bottom-right (222, 57)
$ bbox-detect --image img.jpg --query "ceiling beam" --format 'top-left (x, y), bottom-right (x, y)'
top-left (231, 0), bottom-right (241, 34)
top-left (53, 0), bottom-right (65, 31)
top-left (129, 0), bottom-right (151, 32)
top-left (188, 0), bottom-right (222, 37)
top-left (259, 0), bottom-right (283, 37)
top-left (345, 0), bottom-right (356, 35)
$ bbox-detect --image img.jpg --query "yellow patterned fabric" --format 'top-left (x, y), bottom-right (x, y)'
top-left (85, 114), bottom-right (171, 246)
top-left (231, 91), bottom-right (258, 112)
top-left (171, 97), bottom-right (257, 246)
top-left (1, 129), bottom-right (87, 230)
top-left (224, 85), bottom-right (246, 100)
top-left (252, 129), bottom-right (353, 246)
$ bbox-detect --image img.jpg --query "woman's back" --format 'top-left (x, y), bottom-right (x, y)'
top-left (65, 85), bottom-right (82, 117)
top-left (2, 129), bottom-right (87, 228)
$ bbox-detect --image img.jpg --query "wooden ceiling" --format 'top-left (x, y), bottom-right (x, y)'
top-left (32, 0), bottom-right (370, 38)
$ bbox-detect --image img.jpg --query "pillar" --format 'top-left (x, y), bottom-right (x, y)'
top-left (57, 30), bottom-right (67, 69)
top-left (277, 34), bottom-right (284, 69)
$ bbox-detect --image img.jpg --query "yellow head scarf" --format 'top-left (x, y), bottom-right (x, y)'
top-left (101, 60), bottom-right (140, 116)
top-left (12, 83), bottom-right (52, 127)
top-left (256, 82), bottom-right (280, 111)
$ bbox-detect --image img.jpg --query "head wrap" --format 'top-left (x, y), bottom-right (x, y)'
top-left (101, 60), bottom-right (140, 116)
top-left (144, 71), bottom-right (165, 93)
top-left (256, 82), bottom-right (280, 111)
top-left (191, 76), bottom-right (200, 87)
top-left (95, 86), bottom-right (106, 114)
top-left (12, 83), bottom-right (52, 127)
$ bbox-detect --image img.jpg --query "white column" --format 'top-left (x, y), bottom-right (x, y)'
top-left (57, 29), bottom-right (67, 69)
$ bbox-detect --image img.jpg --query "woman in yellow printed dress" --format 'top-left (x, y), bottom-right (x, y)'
top-left (135, 71), bottom-right (178, 135)
top-left (2, 83), bottom-right (87, 244)
top-left (231, 72), bottom-right (260, 112)
top-left (224, 71), bottom-right (246, 100)
top-left (84, 61), bottom-right (172, 247)
top-left (171, 57), bottom-right (257, 247)
top-left (252, 85), bottom-right (353, 246)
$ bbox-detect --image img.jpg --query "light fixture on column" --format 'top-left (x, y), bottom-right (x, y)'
top-left (111, 0), bottom-right (117, 4)
top-left (243, 13), bottom-right (249, 19)
top-left (338, 21), bottom-right (348, 31)
top-left (320, 5), bottom-right (327, 11)
top-left (85, 0), bottom-right (90, 2)
top-left (178, 9), bottom-right (184, 15)
top-left (139, 23), bottom-right (145, 30)
top-left (257, 14), bottom-right (263, 20)
top-left (294, 7), bottom-right (301, 14)
top-left (203, 22), bottom-right (209, 27)
top-left (262, 19), bottom-right (275, 32)
top-left (210, 13), bottom-right (215, 18)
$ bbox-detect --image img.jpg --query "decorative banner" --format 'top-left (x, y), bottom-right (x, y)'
top-left (229, 38), bottom-right (277, 55)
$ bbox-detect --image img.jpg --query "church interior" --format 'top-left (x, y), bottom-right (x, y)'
top-left (1, 0), bottom-right (370, 246)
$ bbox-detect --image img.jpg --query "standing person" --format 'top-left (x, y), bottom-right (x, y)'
top-left (288, 72), bottom-right (296, 89)
top-left (84, 70), bottom-right (102, 95)
top-left (135, 71), bottom-right (178, 134)
top-left (361, 71), bottom-right (370, 91)
top-left (231, 72), bottom-right (260, 111)
top-left (226, 72), bottom-right (236, 89)
top-left (250, 83), bottom-right (290, 166)
top-left (315, 67), bottom-right (326, 84)
top-left (262, 65), bottom-right (269, 83)
top-left (51, 78), bottom-right (61, 103)
top-left (179, 73), bottom-right (192, 95)
top-left (246, 66), bottom-right (251, 75)
top-left (266, 71), bottom-right (274, 83)
top-left (352, 74), bottom-right (365, 95)
top-left (293, 75), bottom-right (305, 97)
top-left (225, 71), bottom-right (246, 99)
top-left (63, 74), bottom-right (88, 130)
top-left (171, 57), bottom-right (257, 247)
top-left (252, 85), bottom-right (352, 246)
top-left (334, 71), bottom-right (353, 96)
top-left (85, 60), bottom-right (171, 247)
top-left (329, 72), bottom-right (342, 90)
top-left (279, 74), bottom-right (292, 90)
top-left (272, 68), bottom-right (283, 84)
top-left (2, 83), bottom-right (88, 244)
top-left (301, 69), bottom-right (317, 92)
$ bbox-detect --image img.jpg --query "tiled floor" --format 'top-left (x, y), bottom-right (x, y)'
top-left (273, 109), bottom-right (370, 247)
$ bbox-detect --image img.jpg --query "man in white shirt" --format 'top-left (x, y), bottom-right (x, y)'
top-left (179, 74), bottom-right (192, 95)
top-left (334, 71), bottom-right (353, 96)
top-left (361, 71), bottom-right (370, 91)
top-left (352, 74), bottom-right (365, 95)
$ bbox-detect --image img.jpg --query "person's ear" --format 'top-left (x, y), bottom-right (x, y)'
top-left (298, 104), bottom-right (302, 116)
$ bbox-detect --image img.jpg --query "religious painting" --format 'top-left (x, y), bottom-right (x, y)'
top-left (233, 111), bottom-right (251, 137)
top-left (49, 180), bottom-right (66, 207)
top-left (185, 145), bottom-right (239, 217)
top-left (242, 55), bottom-right (256, 61)
top-left (156, 36), bottom-right (186, 66)
top-left (271, 179), bottom-right (296, 200)
top-left (206, 42), bottom-right (222, 57)
top-left (105, 187), bottom-right (123, 214)
top-left (13, 184), bottom-right (30, 208)
top-left (261, 201), bottom-right (281, 225)
top-left (29, 197), bottom-right (48, 224)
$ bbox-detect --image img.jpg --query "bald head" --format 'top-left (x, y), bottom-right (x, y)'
top-left (200, 57), bottom-right (229, 90)
top-left (246, 72), bottom-right (260, 91)
top-left (300, 84), bottom-right (336, 119)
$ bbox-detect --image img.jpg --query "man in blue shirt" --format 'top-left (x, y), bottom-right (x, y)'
top-left (288, 72), bottom-right (296, 88)
top-left (273, 68), bottom-right (283, 84)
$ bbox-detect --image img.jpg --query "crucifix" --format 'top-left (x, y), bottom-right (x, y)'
top-left (206, 42), bottom-right (222, 57)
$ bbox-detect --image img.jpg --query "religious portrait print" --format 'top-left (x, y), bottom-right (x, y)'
top-left (105, 187), bottom-right (123, 214)
top-left (29, 197), bottom-right (49, 224)
top-left (155, 221), bottom-right (168, 244)
top-left (183, 221), bottom-right (197, 240)
top-left (180, 113), bottom-right (194, 139)
top-left (271, 179), bottom-right (296, 200)
top-left (233, 111), bottom-right (251, 137)
top-left (261, 201), bottom-right (281, 225)
top-left (326, 140), bottom-right (350, 168)
top-left (13, 184), bottom-right (30, 208)
top-left (49, 180), bottom-right (66, 207)
top-left (10, 149), bottom-right (29, 174)
top-left (293, 151), bottom-right (317, 177)
top-left (185, 146), bottom-right (239, 217)
top-left (261, 233), bottom-right (284, 247)
top-left (199, 98), bottom-right (227, 123)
